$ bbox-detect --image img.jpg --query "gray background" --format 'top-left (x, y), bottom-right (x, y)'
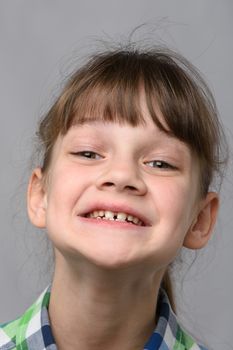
top-left (0, 1), bottom-right (232, 349)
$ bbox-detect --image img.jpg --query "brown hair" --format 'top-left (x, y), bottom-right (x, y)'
top-left (36, 45), bottom-right (227, 311)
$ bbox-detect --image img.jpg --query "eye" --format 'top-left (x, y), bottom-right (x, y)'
top-left (146, 160), bottom-right (176, 170)
top-left (70, 151), bottom-right (102, 160)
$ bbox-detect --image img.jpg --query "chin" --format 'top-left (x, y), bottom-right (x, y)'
top-left (82, 247), bottom-right (138, 270)
top-left (53, 230), bottom-right (157, 272)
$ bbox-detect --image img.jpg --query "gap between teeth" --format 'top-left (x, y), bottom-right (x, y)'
top-left (86, 211), bottom-right (143, 226)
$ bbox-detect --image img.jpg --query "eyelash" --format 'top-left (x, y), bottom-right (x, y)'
top-left (71, 151), bottom-right (176, 170)
top-left (146, 160), bottom-right (175, 169)
top-left (71, 151), bottom-right (102, 159)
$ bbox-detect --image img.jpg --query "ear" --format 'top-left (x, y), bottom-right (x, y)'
top-left (183, 192), bottom-right (219, 249)
top-left (27, 167), bottom-right (47, 228)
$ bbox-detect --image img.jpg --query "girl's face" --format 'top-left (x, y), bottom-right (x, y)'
top-left (28, 101), bottom-right (217, 273)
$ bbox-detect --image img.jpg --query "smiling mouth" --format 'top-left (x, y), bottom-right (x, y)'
top-left (81, 210), bottom-right (146, 227)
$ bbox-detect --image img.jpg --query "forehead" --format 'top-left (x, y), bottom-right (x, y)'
top-left (59, 118), bottom-right (193, 161)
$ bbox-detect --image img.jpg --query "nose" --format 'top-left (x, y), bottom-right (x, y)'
top-left (95, 159), bottom-right (147, 195)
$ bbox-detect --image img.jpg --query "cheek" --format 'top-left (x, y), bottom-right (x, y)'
top-left (44, 165), bottom-right (83, 248)
top-left (144, 181), bottom-right (196, 267)
top-left (150, 178), bottom-right (196, 231)
top-left (45, 163), bottom-right (97, 228)
top-left (45, 170), bottom-right (75, 230)
top-left (47, 164), bottom-right (86, 200)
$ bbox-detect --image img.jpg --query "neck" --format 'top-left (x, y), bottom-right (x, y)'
top-left (48, 252), bottom-right (165, 350)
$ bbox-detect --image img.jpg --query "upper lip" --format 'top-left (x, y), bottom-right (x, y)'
top-left (78, 201), bottom-right (152, 227)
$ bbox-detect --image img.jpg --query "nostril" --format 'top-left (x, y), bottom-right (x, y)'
top-left (126, 185), bottom-right (137, 191)
top-left (104, 182), bottom-right (115, 187)
top-left (102, 182), bottom-right (137, 191)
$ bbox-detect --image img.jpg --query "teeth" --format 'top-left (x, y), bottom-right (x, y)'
top-left (127, 215), bottom-right (134, 222)
top-left (86, 210), bottom-right (143, 226)
top-left (105, 211), bottom-right (114, 219)
top-left (133, 217), bottom-right (140, 225)
top-left (116, 212), bottom-right (127, 221)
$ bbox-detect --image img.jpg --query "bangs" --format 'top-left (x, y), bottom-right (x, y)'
top-left (71, 81), bottom-right (148, 127)
top-left (61, 53), bottom-right (168, 133)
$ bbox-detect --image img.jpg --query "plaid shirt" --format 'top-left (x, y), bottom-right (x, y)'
top-left (0, 287), bottom-right (207, 350)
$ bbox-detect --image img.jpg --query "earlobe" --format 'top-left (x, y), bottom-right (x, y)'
top-left (27, 167), bottom-right (47, 228)
top-left (183, 192), bottom-right (219, 249)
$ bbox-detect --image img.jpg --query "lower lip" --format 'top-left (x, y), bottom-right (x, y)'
top-left (77, 216), bottom-right (148, 230)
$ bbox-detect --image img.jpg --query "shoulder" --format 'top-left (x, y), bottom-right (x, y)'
top-left (156, 289), bottom-right (208, 350)
top-left (0, 302), bottom-right (39, 350)
top-left (0, 287), bottom-right (51, 350)
top-left (174, 323), bottom-right (208, 350)
top-left (0, 318), bottom-right (19, 350)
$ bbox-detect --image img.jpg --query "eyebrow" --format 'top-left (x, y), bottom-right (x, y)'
top-left (66, 122), bottom-right (189, 153)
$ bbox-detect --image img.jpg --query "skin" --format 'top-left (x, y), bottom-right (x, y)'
top-left (27, 101), bottom-right (219, 350)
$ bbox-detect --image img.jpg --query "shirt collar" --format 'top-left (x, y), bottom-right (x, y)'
top-left (15, 286), bottom-right (205, 350)
top-left (144, 288), bottom-right (179, 349)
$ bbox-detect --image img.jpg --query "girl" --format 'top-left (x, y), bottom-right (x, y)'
top-left (0, 44), bottom-right (226, 350)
